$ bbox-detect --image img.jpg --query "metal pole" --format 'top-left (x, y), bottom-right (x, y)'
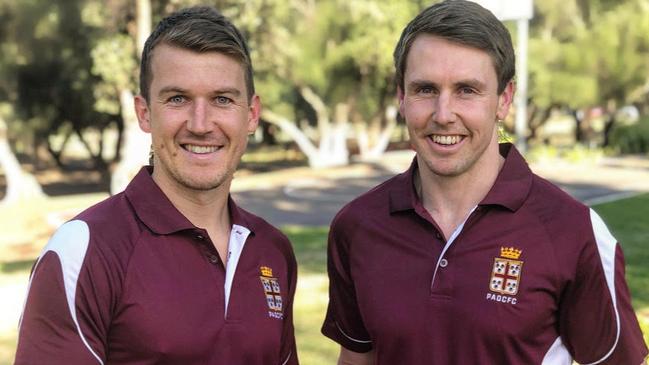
top-left (515, 18), bottom-right (529, 153)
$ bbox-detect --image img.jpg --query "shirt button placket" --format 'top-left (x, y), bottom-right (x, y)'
top-left (193, 232), bottom-right (220, 266)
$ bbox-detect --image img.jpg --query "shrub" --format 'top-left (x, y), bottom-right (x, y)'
top-left (609, 117), bottom-right (649, 154)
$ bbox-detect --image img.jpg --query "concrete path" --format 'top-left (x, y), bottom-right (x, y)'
top-left (232, 150), bottom-right (649, 227)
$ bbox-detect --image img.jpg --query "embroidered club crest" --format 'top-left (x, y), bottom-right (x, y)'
top-left (259, 266), bottom-right (283, 319)
top-left (489, 247), bottom-right (523, 295)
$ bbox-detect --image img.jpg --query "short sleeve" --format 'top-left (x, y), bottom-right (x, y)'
top-left (15, 220), bottom-right (113, 365)
top-left (321, 214), bottom-right (373, 353)
top-left (558, 210), bottom-right (648, 364)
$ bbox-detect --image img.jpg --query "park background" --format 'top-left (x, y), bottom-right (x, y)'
top-left (1, 0), bottom-right (649, 363)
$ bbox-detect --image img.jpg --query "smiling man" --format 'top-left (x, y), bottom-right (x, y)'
top-left (321, 1), bottom-right (648, 364)
top-left (15, 7), bottom-right (298, 365)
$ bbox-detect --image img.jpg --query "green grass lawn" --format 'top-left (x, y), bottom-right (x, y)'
top-left (0, 195), bottom-right (647, 364)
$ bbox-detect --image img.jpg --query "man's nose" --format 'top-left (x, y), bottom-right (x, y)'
top-left (186, 100), bottom-right (211, 134)
top-left (432, 92), bottom-right (456, 125)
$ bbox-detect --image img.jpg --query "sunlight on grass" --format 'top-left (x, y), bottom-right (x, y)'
top-left (0, 269), bottom-right (29, 365)
top-left (283, 225), bottom-right (340, 362)
top-left (0, 334), bottom-right (17, 365)
top-left (593, 193), bottom-right (649, 309)
top-left (294, 273), bottom-right (338, 364)
top-left (0, 193), bottom-right (107, 260)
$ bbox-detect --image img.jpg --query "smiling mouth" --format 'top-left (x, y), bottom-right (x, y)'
top-left (181, 144), bottom-right (221, 154)
top-left (431, 135), bottom-right (463, 145)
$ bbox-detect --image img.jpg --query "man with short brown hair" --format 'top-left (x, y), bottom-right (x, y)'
top-left (322, 1), bottom-right (648, 364)
top-left (16, 7), bottom-right (298, 365)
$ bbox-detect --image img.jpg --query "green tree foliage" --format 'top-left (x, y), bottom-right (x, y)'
top-left (0, 0), bottom-right (130, 171)
top-left (3, 0), bottom-right (649, 184)
top-left (233, 0), bottom-right (419, 166)
top-left (528, 0), bottom-right (649, 144)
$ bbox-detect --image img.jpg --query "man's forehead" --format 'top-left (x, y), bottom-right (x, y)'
top-left (150, 44), bottom-right (245, 78)
top-left (405, 35), bottom-right (497, 78)
top-left (151, 42), bottom-right (243, 64)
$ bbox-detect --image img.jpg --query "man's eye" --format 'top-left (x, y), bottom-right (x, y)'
top-left (215, 96), bottom-right (232, 105)
top-left (419, 87), bottom-right (433, 94)
top-left (168, 95), bottom-right (185, 104)
top-left (460, 87), bottom-right (476, 95)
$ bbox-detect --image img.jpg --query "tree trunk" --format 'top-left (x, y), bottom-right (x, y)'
top-left (262, 109), bottom-right (320, 158)
top-left (262, 106), bottom-right (349, 168)
top-left (571, 109), bottom-right (584, 143)
top-left (136, 0), bottom-right (151, 55)
top-left (356, 105), bottom-right (397, 161)
top-left (527, 103), bottom-right (553, 141)
top-left (602, 114), bottom-right (616, 147)
top-left (46, 129), bottom-right (73, 168)
top-left (0, 116), bottom-right (44, 204)
top-left (110, 89), bottom-right (149, 194)
top-left (110, 0), bottom-right (151, 194)
top-left (300, 86), bottom-right (330, 138)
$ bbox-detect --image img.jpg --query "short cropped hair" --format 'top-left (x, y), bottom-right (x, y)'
top-left (139, 6), bottom-right (255, 102)
top-left (394, 0), bottom-right (515, 94)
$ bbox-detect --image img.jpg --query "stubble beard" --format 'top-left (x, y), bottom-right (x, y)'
top-left (170, 167), bottom-right (232, 191)
top-left (156, 153), bottom-right (241, 193)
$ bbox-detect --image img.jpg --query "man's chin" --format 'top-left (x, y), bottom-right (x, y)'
top-left (173, 172), bottom-right (233, 192)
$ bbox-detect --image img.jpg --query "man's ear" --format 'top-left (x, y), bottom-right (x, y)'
top-left (496, 81), bottom-right (515, 121)
top-left (397, 86), bottom-right (405, 119)
top-left (134, 95), bottom-right (152, 133)
top-left (247, 94), bottom-right (261, 134)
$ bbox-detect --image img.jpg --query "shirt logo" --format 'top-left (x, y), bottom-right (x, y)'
top-left (489, 247), bottom-right (523, 295)
top-left (259, 266), bottom-right (283, 319)
top-left (485, 247), bottom-right (523, 305)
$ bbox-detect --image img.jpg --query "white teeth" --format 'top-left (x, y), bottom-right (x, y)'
top-left (184, 144), bottom-right (219, 154)
top-left (432, 135), bottom-right (461, 145)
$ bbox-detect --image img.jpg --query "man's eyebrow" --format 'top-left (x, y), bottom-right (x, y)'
top-left (157, 86), bottom-right (187, 96)
top-left (212, 88), bottom-right (242, 97)
top-left (407, 79), bottom-right (436, 91)
top-left (406, 78), bottom-right (488, 91)
top-left (455, 78), bottom-right (486, 89)
top-left (156, 86), bottom-right (244, 100)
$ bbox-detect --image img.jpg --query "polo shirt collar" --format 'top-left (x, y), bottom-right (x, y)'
top-left (228, 195), bottom-right (256, 235)
top-left (480, 143), bottom-right (532, 211)
top-left (389, 158), bottom-right (419, 213)
top-left (125, 167), bottom-right (256, 235)
top-left (388, 143), bottom-right (532, 213)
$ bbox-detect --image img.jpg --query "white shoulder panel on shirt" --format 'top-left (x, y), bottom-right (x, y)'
top-left (20, 219), bottom-right (104, 365)
top-left (582, 209), bottom-right (620, 365)
top-left (542, 336), bottom-right (572, 365)
top-left (542, 210), bottom-right (621, 365)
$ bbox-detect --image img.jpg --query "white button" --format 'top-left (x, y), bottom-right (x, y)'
top-left (439, 258), bottom-right (448, 268)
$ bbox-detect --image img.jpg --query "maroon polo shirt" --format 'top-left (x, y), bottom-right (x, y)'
top-left (322, 143), bottom-right (648, 364)
top-left (16, 167), bottom-right (298, 365)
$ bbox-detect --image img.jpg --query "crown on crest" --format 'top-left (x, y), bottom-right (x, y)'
top-left (500, 247), bottom-right (522, 260)
top-left (260, 266), bottom-right (273, 277)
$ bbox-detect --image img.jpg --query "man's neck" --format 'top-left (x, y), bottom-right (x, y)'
top-left (416, 147), bottom-right (504, 239)
top-left (153, 173), bottom-right (232, 230)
